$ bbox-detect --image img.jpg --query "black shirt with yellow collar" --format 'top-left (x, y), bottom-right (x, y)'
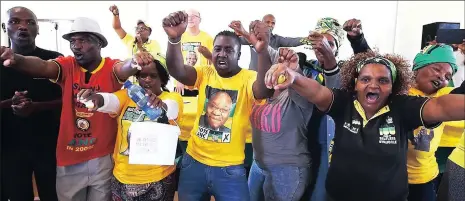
top-left (324, 89), bottom-right (441, 201)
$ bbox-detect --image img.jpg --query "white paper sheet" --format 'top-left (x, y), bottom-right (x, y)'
top-left (128, 122), bottom-right (180, 165)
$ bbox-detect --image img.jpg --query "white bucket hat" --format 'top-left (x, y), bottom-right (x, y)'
top-left (62, 17), bottom-right (108, 48)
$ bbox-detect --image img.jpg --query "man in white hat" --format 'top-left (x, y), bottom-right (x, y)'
top-left (0, 17), bottom-right (155, 201)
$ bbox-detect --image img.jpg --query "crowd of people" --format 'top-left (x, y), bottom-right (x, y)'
top-left (1, 4), bottom-right (464, 201)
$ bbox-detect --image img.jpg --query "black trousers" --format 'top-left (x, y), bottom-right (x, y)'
top-left (2, 147), bottom-right (58, 201)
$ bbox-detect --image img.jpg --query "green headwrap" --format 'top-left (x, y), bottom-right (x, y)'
top-left (413, 44), bottom-right (458, 74)
top-left (356, 57), bottom-right (397, 83)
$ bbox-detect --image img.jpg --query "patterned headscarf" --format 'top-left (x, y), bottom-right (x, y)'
top-left (356, 57), bottom-right (398, 83)
top-left (314, 17), bottom-right (345, 49)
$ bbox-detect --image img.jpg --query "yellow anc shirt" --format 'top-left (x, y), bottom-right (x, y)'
top-left (449, 134), bottom-right (465, 168)
top-left (121, 34), bottom-right (161, 58)
top-left (181, 31), bottom-right (214, 67)
top-left (407, 87), bottom-right (454, 184)
top-left (439, 120), bottom-right (465, 147)
top-left (186, 65), bottom-right (256, 166)
top-left (112, 89), bottom-right (183, 184)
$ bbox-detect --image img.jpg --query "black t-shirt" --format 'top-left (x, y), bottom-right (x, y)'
top-left (1, 47), bottom-right (63, 152)
top-left (324, 89), bottom-right (440, 201)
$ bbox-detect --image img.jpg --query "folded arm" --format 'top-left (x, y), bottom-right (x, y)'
top-left (0, 99), bottom-right (12, 108)
top-left (33, 99), bottom-right (62, 112)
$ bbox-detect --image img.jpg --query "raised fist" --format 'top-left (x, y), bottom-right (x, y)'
top-left (229, 20), bottom-right (247, 36)
top-left (249, 20), bottom-right (270, 53)
top-left (131, 51), bottom-right (154, 70)
top-left (264, 63), bottom-right (297, 90)
top-left (162, 11), bottom-right (189, 40)
top-left (277, 48), bottom-right (299, 71)
top-left (343, 18), bottom-right (362, 37)
top-left (1, 46), bottom-right (16, 67)
top-left (307, 31), bottom-right (337, 69)
top-left (109, 5), bottom-right (119, 15)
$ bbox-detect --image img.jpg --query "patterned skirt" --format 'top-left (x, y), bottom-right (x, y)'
top-left (437, 160), bottom-right (465, 201)
top-left (111, 173), bottom-right (176, 201)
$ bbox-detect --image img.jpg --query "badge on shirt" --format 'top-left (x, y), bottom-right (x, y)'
top-left (379, 116), bottom-right (397, 145)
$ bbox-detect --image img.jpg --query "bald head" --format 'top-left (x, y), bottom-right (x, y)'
top-left (186, 9), bottom-right (201, 29)
top-left (262, 14), bottom-right (276, 32)
top-left (6, 6), bottom-right (37, 21)
top-left (4, 6), bottom-right (39, 49)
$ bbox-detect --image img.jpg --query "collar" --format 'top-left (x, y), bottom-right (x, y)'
top-left (354, 100), bottom-right (390, 127)
top-left (80, 58), bottom-right (105, 74)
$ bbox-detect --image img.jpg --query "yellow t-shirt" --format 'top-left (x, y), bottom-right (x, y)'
top-left (448, 133), bottom-right (465, 168)
top-left (439, 120), bottom-right (465, 147)
top-left (407, 87), bottom-right (454, 184)
top-left (121, 34), bottom-right (161, 57)
top-left (112, 89), bottom-right (183, 184)
top-left (181, 31), bottom-right (214, 67)
top-left (186, 65), bottom-right (256, 166)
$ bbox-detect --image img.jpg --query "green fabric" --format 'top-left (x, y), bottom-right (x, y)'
top-left (356, 57), bottom-right (398, 83)
top-left (300, 17), bottom-right (344, 50)
top-left (314, 17), bottom-right (344, 49)
top-left (413, 44), bottom-right (458, 74)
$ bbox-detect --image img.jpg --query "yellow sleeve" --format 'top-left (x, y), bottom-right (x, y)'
top-left (247, 71), bottom-right (258, 100)
top-left (193, 65), bottom-right (207, 89)
top-left (438, 87), bottom-right (455, 95)
top-left (121, 34), bottom-right (135, 49)
top-left (148, 39), bottom-right (162, 57)
top-left (113, 89), bottom-right (130, 116)
top-left (172, 92), bottom-right (184, 120)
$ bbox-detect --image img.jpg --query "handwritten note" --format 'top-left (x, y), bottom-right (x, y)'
top-left (128, 122), bottom-right (180, 165)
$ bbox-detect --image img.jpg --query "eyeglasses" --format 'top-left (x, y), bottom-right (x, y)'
top-left (188, 14), bottom-right (200, 19)
top-left (135, 27), bottom-right (150, 32)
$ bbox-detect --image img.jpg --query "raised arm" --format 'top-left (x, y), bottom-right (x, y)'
top-left (229, 20), bottom-right (254, 45)
top-left (422, 82), bottom-right (465, 124)
top-left (198, 45), bottom-right (212, 61)
top-left (162, 11), bottom-right (197, 86)
top-left (109, 5), bottom-right (127, 39)
top-left (422, 94), bottom-right (465, 124)
top-left (276, 35), bottom-right (305, 47)
top-left (265, 65), bottom-right (333, 112)
top-left (250, 20), bottom-right (274, 99)
top-left (113, 51), bottom-right (154, 82)
top-left (1, 46), bottom-right (59, 79)
top-left (343, 19), bottom-right (371, 54)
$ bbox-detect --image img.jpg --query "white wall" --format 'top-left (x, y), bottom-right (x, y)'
top-left (1, 1), bottom-right (464, 67)
top-left (394, 1), bottom-right (465, 63)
